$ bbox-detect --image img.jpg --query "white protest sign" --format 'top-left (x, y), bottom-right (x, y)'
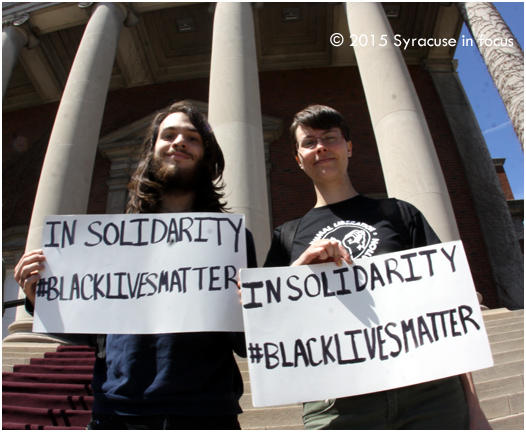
top-left (240, 241), bottom-right (493, 407)
top-left (34, 213), bottom-right (247, 334)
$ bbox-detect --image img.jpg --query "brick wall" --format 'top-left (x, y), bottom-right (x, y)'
top-left (1, 65), bottom-right (500, 307)
top-left (3, 103), bottom-right (58, 229)
top-left (495, 163), bottom-right (515, 200)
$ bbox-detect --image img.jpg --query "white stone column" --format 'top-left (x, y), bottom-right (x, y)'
top-left (2, 23), bottom-right (28, 98)
top-left (346, 2), bottom-right (460, 242)
top-left (5, 3), bottom-right (128, 341)
top-left (208, 2), bottom-right (271, 265)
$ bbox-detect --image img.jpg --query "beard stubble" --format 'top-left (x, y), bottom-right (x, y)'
top-left (150, 152), bottom-right (206, 194)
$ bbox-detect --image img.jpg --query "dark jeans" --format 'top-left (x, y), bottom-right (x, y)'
top-left (303, 377), bottom-right (469, 430)
top-left (87, 413), bottom-right (241, 430)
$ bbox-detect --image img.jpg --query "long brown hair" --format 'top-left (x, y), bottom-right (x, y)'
top-left (126, 101), bottom-right (227, 214)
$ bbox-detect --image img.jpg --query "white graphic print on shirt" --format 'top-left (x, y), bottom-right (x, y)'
top-left (311, 220), bottom-right (379, 260)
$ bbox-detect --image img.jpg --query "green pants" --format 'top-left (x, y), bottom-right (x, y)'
top-left (303, 377), bottom-right (469, 430)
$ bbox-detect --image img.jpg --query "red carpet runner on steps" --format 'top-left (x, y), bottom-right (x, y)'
top-left (3, 345), bottom-right (95, 430)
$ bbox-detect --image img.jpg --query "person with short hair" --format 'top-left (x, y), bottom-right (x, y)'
top-left (264, 104), bottom-right (491, 430)
top-left (15, 101), bottom-right (257, 430)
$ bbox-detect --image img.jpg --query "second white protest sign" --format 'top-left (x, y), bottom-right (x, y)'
top-left (240, 240), bottom-right (493, 407)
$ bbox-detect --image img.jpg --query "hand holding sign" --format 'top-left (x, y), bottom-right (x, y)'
top-left (13, 249), bottom-right (46, 306)
top-left (292, 239), bottom-right (352, 267)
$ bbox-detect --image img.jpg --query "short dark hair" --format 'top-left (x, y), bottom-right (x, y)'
top-left (126, 101), bottom-right (226, 214)
top-left (290, 105), bottom-right (352, 155)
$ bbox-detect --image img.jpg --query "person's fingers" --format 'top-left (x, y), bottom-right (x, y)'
top-left (328, 240), bottom-right (342, 265)
top-left (14, 250), bottom-right (45, 285)
top-left (338, 243), bottom-right (352, 264)
top-left (16, 261), bottom-right (45, 286)
top-left (293, 239), bottom-right (350, 266)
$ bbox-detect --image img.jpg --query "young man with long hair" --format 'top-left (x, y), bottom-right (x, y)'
top-left (15, 101), bottom-right (257, 430)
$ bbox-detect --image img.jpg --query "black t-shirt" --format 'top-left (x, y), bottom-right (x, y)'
top-left (265, 195), bottom-right (440, 267)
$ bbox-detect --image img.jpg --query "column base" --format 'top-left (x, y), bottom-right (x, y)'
top-left (3, 331), bottom-right (71, 344)
top-left (4, 317), bottom-right (72, 344)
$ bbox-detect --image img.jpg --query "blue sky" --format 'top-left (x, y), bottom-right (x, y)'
top-left (455, 2), bottom-right (524, 200)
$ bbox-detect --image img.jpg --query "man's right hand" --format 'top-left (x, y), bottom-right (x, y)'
top-left (14, 249), bottom-right (46, 306)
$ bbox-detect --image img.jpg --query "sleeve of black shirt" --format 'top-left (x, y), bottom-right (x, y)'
top-left (263, 225), bottom-right (291, 267)
top-left (398, 201), bottom-right (441, 247)
top-left (245, 229), bottom-right (258, 269)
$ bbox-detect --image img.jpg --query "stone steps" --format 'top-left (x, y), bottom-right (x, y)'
top-left (490, 413), bottom-right (524, 430)
top-left (472, 309), bottom-right (524, 430)
top-left (237, 357), bottom-right (303, 429)
top-left (3, 309), bottom-right (523, 430)
top-left (3, 343), bottom-right (63, 372)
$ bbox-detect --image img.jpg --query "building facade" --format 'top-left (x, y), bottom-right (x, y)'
top-left (2, 2), bottom-right (523, 341)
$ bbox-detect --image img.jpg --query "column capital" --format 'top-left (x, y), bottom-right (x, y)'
top-left (208, 2), bottom-right (265, 15)
top-left (2, 15), bottom-right (39, 50)
top-left (80, 2), bottom-right (139, 27)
